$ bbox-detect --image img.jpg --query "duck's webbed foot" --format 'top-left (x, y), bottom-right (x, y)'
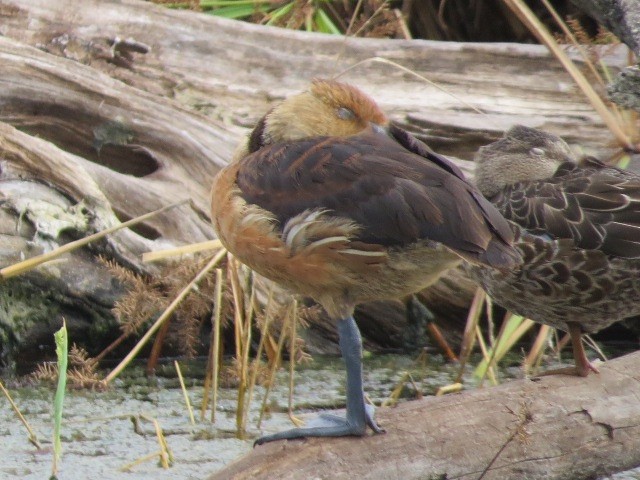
top-left (255, 316), bottom-right (384, 446)
top-left (537, 322), bottom-right (600, 377)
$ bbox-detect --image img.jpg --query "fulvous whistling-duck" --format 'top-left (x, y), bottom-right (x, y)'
top-left (211, 79), bottom-right (521, 444)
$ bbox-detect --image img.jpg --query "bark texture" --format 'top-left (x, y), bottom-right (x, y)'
top-left (211, 351), bottom-right (640, 480)
top-left (0, 0), bottom-right (630, 363)
top-left (571, 0), bottom-right (640, 112)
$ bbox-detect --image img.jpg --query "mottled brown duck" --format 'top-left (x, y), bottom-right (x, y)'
top-left (469, 125), bottom-right (640, 376)
top-left (211, 79), bottom-right (520, 444)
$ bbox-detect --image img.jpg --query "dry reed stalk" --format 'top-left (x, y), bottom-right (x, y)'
top-left (257, 300), bottom-right (296, 429)
top-left (227, 255), bottom-right (254, 438)
top-left (211, 268), bottom-right (223, 423)
top-left (455, 287), bottom-right (486, 383)
top-left (287, 299), bottom-right (303, 427)
top-left (104, 248), bottom-right (226, 383)
top-left (334, 57), bottom-right (487, 115)
top-left (584, 334), bottom-right (608, 363)
top-left (435, 382), bottom-right (463, 396)
top-left (0, 200), bottom-right (188, 280)
top-left (148, 416), bottom-right (172, 469)
top-left (502, 0), bottom-right (634, 150)
top-left (120, 452), bottom-right (163, 472)
top-left (382, 371), bottom-right (410, 407)
top-left (523, 325), bottom-right (552, 374)
top-left (175, 361), bottom-right (196, 425)
top-left (243, 286), bottom-right (276, 429)
top-left (474, 325), bottom-right (498, 386)
top-left (141, 239), bottom-right (223, 263)
top-left (0, 380), bottom-right (42, 449)
top-left (201, 268), bottom-right (223, 422)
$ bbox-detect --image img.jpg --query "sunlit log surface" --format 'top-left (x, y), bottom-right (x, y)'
top-left (210, 351), bottom-right (640, 480)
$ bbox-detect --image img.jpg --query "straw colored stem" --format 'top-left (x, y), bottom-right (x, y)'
top-left (151, 418), bottom-right (171, 469)
top-left (175, 361), bottom-right (196, 426)
top-left (1, 200), bottom-right (188, 280)
top-left (287, 300), bottom-right (303, 427)
top-left (475, 326), bottom-right (498, 386)
top-left (335, 57), bottom-right (487, 116)
top-left (210, 269), bottom-right (223, 423)
top-left (104, 248), bottom-right (226, 383)
top-left (455, 287), bottom-right (486, 383)
top-left (257, 301), bottom-right (295, 429)
top-left (0, 380), bottom-right (42, 450)
top-left (524, 325), bottom-right (552, 374)
top-left (243, 286), bottom-right (276, 429)
top-left (227, 256), bottom-right (250, 437)
top-left (120, 452), bottom-right (163, 472)
top-left (539, 0), bottom-right (606, 89)
top-left (142, 239), bottom-right (223, 263)
top-left (502, 0), bottom-right (634, 150)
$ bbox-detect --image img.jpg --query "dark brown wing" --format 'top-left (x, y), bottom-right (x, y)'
top-left (236, 128), bottom-right (520, 269)
top-left (388, 123), bottom-right (517, 262)
top-left (492, 158), bottom-right (640, 258)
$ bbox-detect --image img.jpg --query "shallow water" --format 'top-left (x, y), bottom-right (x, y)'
top-left (2, 352), bottom-right (639, 479)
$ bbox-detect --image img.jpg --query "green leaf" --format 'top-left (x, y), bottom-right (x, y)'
top-left (51, 320), bottom-right (68, 477)
top-left (473, 314), bottom-right (533, 379)
top-left (265, 2), bottom-right (294, 25)
top-left (206, 4), bottom-right (271, 19)
top-left (314, 8), bottom-right (341, 35)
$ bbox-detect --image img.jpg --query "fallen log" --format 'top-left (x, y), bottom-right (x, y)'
top-left (0, 0), bottom-right (633, 362)
top-left (211, 350), bottom-right (640, 480)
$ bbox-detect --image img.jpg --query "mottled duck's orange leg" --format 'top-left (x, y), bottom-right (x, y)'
top-left (537, 322), bottom-right (599, 377)
top-left (567, 322), bottom-right (600, 377)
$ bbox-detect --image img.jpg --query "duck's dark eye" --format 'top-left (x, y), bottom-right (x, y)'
top-left (530, 147), bottom-right (545, 156)
top-left (337, 107), bottom-right (356, 120)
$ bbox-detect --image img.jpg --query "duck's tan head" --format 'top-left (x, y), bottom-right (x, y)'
top-left (242, 79), bottom-right (388, 156)
top-left (475, 125), bottom-right (576, 198)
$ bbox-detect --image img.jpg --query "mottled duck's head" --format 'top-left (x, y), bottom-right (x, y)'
top-left (475, 125), bottom-right (576, 198)
top-left (246, 79), bottom-right (388, 154)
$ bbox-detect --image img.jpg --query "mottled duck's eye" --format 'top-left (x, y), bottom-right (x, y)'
top-left (530, 147), bottom-right (545, 156)
top-left (337, 107), bottom-right (356, 120)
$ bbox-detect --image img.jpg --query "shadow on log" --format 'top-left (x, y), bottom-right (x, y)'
top-left (211, 351), bottom-right (640, 480)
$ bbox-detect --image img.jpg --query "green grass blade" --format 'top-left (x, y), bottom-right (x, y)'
top-left (51, 320), bottom-right (69, 479)
top-left (200, 0), bottom-right (270, 6)
top-left (265, 3), bottom-right (294, 26)
top-left (473, 314), bottom-right (534, 379)
top-left (314, 8), bottom-right (342, 35)
top-left (205, 3), bottom-right (271, 19)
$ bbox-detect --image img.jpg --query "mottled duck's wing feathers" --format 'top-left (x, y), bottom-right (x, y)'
top-left (492, 160), bottom-right (640, 258)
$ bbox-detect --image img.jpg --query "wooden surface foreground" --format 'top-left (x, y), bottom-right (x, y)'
top-left (211, 351), bottom-right (640, 480)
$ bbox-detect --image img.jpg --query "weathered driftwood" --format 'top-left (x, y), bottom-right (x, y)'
top-left (572, 0), bottom-right (640, 55)
top-left (211, 351), bottom-right (640, 480)
top-left (0, 0), bottom-right (632, 362)
top-left (571, 0), bottom-right (640, 112)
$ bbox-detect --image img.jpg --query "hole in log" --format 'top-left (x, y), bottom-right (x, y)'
top-left (113, 208), bottom-right (162, 241)
top-left (93, 144), bottom-right (159, 177)
top-left (8, 104), bottom-right (161, 178)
